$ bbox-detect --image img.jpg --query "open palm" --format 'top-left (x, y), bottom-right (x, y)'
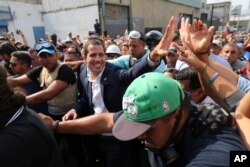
top-left (180, 18), bottom-right (214, 54)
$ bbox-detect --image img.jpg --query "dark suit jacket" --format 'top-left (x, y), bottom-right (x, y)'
top-left (74, 55), bottom-right (156, 116)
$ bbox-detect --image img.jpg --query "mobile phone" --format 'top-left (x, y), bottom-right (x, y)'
top-left (16, 29), bottom-right (20, 34)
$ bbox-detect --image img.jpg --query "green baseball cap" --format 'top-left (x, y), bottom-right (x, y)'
top-left (113, 72), bottom-right (184, 141)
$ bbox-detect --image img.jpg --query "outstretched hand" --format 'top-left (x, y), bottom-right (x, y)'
top-left (179, 18), bottom-right (214, 54)
top-left (149, 16), bottom-right (176, 62)
top-left (173, 42), bottom-right (204, 71)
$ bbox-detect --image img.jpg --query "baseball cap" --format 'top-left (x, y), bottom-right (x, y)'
top-left (34, 41), bottom-right (56, 56)
top-left (106, 44), bottom-right (121, 55)
top-left (212, 39), bottom-right (223, 47)
top-left (168, 47), bottom-right (177, 55)
top-left (113, 72), bottom-right (184, 141)
top-left (128, 30), bottom-right (145, 42)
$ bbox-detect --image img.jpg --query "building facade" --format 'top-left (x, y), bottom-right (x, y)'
top-left (1, 0), bottom-right (202, 45)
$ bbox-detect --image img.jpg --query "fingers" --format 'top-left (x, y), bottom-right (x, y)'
top-left (62, 116), bottom-right (66, 121)
top-left (181, 17), bottom-right (185, 32)
top-left (198, 20), bottom-right (203, 30)
top-left (207, 26), bottom-right (215, 38)
top-left (188, 24), bottom-right (192, 34)
top-left (159, 16), bottom-right (176, 49)
top-left (185, 18), bottom-right (190, 33)
top-left (202, 23), bottom-right (208, 32)
top-left (62, 112), bottom-right (77, 121)
top-left (173, 42), bottom-right (185, 54)
top-left (62, 114), bottom-right (69, 121)
top-left (193, 19), bottom-right (198, 32)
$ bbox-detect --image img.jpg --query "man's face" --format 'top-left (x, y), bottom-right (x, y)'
top-left (121, 45), bottom-right (130, 55)
top-left (85, 44), bottom-right (107, 77)
top-left (165, 52), bottom-right (178, 68)
top-left (179, 80), bottom-right (205, 104)
top-left (38, 53), bottom-right (58, 72)
top-left (138, 113), bottom-right (177, 149)
top-left (220, 45), bottom-right (239, 65)
top-left (30, 51), bottom-right (41, 67)
top-left (128, 38), bottom-right (145, 58)
top-left (0, 54), bottom-right (10, 62)
top-left (64, 54), bottom-right (77, 62)
top-left (210, 45), bottom-right (221, 55)
top-left (9, 56), bottom-right (27, 75)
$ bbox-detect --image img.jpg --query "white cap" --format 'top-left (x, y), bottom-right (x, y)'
top-left (106, 45), bottom-right (121, 55)
top-left (212, 39), bottom-right (223, 47)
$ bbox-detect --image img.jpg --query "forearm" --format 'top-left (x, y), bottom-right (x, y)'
top-left (207, 57), bottom-right (238, 85)
top-left (197, 61), bottom-right (241, 110)
top-left (21, 35), bottom-right (28, 45)
top-left (198, 75), bottom-right (230, 110)
top-left (57, 113), bottom-right (114, 135)
top-left (244, 37), bottom-right (250, 48)
top-left (26, 90), bottom-right (53, 105)
top-left (235, 92), bottom-right (250, 150)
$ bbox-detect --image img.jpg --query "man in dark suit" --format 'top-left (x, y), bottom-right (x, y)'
top-left (62, 35), bottom-right (171, 167)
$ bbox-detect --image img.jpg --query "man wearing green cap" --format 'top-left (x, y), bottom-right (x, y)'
top-left (39, 17), bottom-right (246, 166)
top-left (40, 72), bottom-right (244, 166)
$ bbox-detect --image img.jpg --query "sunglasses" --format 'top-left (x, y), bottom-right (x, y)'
top-left (107, 53), bottom-right (119, 58)
top-left (34, 41), bottom-right (55, 53)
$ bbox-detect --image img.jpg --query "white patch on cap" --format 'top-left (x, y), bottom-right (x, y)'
top-left (127, 104), bottom-right (138, 118)
top-left (123, 96), bottom-right (135, 109)
top-left (162, 101), bottom-right (170, 113)
top-left (123, 96), bottom-right (138, 118)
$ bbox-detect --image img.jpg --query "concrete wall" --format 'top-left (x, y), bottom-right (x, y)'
top-left (42, 0), bottom-right (96, 11)
top-left (131, 0), bottom-right (200, 32)
top-left (106, 0), bottom-right (130, 6)
top-left (42, 0), bottom-right (99, 42)
top-left (0, 1), bottom-right (43, 46)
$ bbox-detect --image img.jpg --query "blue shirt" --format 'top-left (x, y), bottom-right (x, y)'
top-left (237, 75), bottom-right (250, 93)
top-left (108, 49), bottom-right (166, 73)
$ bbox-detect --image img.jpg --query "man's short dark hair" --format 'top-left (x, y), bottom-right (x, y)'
top-left (174, 67), bottom-right (201, 90)
top-left (164, 68), bottom-right (179, 77)
top-left (67, 44), bottom-right (81, 57)
top-left (83, 36), bottom-right (105, 56)
top-left (0, 66), bottom-right (25, 115)
top-left (11, 51), bottom-right (32, 67)
top-left (0, 42), bottom-right (17, 56)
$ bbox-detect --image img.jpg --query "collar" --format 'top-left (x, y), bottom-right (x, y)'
top-left (0, 106), bottom-right (24, 129)
top-left (87, 67), bottom-right (105, 82)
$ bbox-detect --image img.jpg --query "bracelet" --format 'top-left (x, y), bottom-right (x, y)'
top-left (208, 72), bottom-right (219, 86)
top-left (53, 120), bottom-right (60, 133)
top-left (194, 50), bottom-right (209, 56)
top-left (201, 64), bottom-right (207, 76)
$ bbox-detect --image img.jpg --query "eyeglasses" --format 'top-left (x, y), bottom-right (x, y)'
top-left (34, 41), bottom-right (56, 53)
top-left (128, 31), bottom-right (141, 39)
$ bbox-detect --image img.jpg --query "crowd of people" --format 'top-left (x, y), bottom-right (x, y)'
top-left (1, 16), bottom-right (250, 167)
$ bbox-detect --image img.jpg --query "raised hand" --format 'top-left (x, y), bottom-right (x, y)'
top-left (149, 16), bottom-right (176, 62)
top-left (180, 18), bottom-right (214, 54)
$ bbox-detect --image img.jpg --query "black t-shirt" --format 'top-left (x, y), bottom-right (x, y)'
top-left (0, 108), bottom-right (64, 167)
top-left (27, 64), bottom-right (76, 85)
